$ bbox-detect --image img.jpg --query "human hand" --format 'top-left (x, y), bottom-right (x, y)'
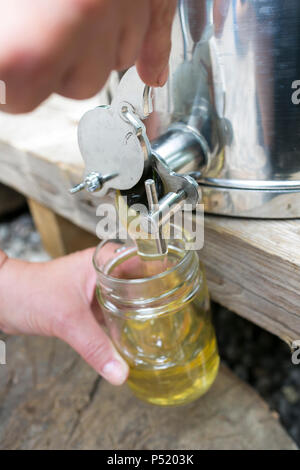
top-left (0, 248), bottom-right (129, 385)
top-left (0, 0), bottom-right (177, 113)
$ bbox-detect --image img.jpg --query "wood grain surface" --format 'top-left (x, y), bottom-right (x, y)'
top-left (0, 335), bottom-right (296, 450)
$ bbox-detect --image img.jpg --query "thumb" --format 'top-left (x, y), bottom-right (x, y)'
top-left (136, 0), bottom-right (177, 87)
top-left (58, 310), bottom-right (129, 386)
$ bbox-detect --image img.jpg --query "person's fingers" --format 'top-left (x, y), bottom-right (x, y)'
top-left (136, 0), bottom-right (177, 87)
top-left (0, 0), bottom-right (173, 111)
top-left (114, 0), bottom-right (150, 72)
top-left (57, 0), bottom-right (151, 99)
top-left (56, 1), bottom-right (119, 99)
top-left (90, 292), bottom-right (105, 325)
top-left (0, 0), bottom-right (83, 113)
top-left (45, 247), bottom-right (128, 386)
top-left (62, 247), bottom-right (104, 325)
top-left (54, 307), bottom-right (129, 385)
top-left (56, 47), bottom-right (113, 100)
top-left (0, 51), bottom-right (66, 114)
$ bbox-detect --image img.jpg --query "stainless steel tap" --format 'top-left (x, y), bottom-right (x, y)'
top-left (71, 66), bottom-right (203, 247)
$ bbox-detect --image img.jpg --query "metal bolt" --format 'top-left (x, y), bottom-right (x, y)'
top-left (85, 172), bottom-right (102, 193)
top-left (69, 182), bottom-right (86, 194)
top-left (69, 172), bottom-right (118, 195)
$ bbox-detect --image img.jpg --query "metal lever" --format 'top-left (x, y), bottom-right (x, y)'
top-left (69, 68), bottom-right (153, 198)
top-left (144, 179), bottom-right (167, 255)
top-left (69, 66), bottom-right (205, 216)
top-left (143, 178), bottom-right (188, 256)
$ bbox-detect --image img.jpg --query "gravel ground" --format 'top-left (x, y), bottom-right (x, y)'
top-left (0, 209), bottom-right (299, 447)
top-left (0, 210), bottom-right (50, 262)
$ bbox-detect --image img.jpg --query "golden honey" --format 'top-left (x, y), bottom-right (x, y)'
top-left (120, 292), bottom-right (219, 406)
top-left (95, 241), bottom-right (219, 406)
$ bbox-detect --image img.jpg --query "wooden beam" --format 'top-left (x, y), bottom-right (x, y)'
top-left (200, 217), bottom-right (300, 344)
top-left (0, 95), bottom-right (300, 342)
top-left (28, 198), bottom-right (98, 258)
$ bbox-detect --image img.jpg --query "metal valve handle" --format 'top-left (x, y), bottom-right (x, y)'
top-left (70, 66), bottom-right (202, 246)
top-left (70, 67), bottom-right (153, 197)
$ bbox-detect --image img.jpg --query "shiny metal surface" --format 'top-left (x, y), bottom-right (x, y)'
top-left (74, 66), bottom-right (203, 224)
top-left (144, 178), bottom-right (168, 255)
top-left (73, 1), bottom-right (300, 217)
top-left (151, 150), bottom-right (200, 208)
top-left (75, 66), bottom-right (204, 207)
top-left (202, 186), bottom-right (300, 218)
top-left (149, 0), bottom-right (300, 217)
top-left (152, 125), bottom-right (207, 174)
top-left (76, 68), bottom-right (153, 197)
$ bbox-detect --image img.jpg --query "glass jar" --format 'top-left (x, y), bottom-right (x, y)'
top-left (93, 238), bottom-right (219, 406)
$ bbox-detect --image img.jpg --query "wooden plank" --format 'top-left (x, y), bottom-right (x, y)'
top-left (0, 96), bottom-right (300, 342)
top-left (28, 198), bottom-right (98, 258)
top-left (0, 334), bottom-right (296, 450)
top-left (200, 217), bottom-right (300, 345)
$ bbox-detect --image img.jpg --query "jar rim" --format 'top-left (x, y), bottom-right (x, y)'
top-left (92, 238), bottom-right (195, 286)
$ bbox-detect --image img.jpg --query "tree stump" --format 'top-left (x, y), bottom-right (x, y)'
top-left (0, 335), bottom-right (296, 450)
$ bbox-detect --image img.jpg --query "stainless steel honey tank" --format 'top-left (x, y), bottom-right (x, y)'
top-left (151, 0), bottom-right (300, 217)
top-left (73, 0), bottom-right (300, 219)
